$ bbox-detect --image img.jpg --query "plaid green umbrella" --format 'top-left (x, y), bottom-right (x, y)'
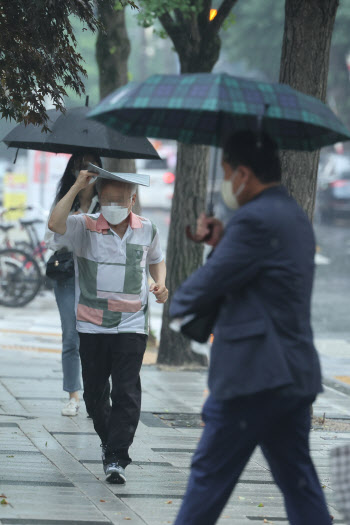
top-left (88, 73), bottom-right (350, 151)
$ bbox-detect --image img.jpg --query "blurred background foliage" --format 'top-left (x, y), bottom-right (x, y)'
top-left (1, 0), bottom-right (350, 150)
top-left (62, 1), bottom-right (350, 127)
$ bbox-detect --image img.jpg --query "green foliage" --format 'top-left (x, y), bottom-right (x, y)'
top-left (222, 12), bottom-right (236, 31)
top-left (137, 0), bottom-right (204, 28)
top-left (153, 27), bottom-right (168, 40)
top-left (0, 0), bottom-right (103, 129)
top-left (115, 0), bottom-right (139, 9)
top-left (0, 0), bottom-right (138, 128)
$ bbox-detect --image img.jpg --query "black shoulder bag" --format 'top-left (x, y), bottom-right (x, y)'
top-left (46, 250), bottom-right (74, 281)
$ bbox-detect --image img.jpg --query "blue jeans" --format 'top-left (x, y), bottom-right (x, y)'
top-left (54, 276), bottom-right (81, 393)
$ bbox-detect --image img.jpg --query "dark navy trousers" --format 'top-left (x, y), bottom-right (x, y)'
top-left (174, 391), bottom-right (332, 525)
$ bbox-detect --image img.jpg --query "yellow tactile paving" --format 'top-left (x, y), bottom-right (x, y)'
top-left (0, 341), bottom-right (158, 364)
top-left (335, 376), bottom-right (350, 385)
top-left (0, 328), bottom-right (61, 337)
top-left (0, 344), bottom-right (61, 354)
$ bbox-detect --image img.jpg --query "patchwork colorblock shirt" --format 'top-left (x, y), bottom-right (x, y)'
top-left (54, 212), bottom-right (163, 335)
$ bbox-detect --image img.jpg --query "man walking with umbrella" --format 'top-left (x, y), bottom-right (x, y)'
top-left (170, 130), bottom-right (332, 524)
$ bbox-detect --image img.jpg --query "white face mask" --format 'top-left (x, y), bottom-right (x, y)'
top-left (101, 204), bottom-right (130, 225)
top-left (220, 172), bottom-right (245, 210)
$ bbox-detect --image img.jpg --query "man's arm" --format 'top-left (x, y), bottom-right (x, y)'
top-left (170, 213), bottom-right (267, 319)
top-left (149, 260), bottom-right (168, 303)
top-left (48, 170), bottom-right (94, 234)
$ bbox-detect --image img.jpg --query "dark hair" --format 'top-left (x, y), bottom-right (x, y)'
top-left (54, 153), bottom-right (102, 211)
top-left (223, 130), bottom-right (281, 183)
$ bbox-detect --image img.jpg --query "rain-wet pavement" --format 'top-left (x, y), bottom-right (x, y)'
top-left (313, 217), bottom-right (350, 338)
top-left (0, 337), bottom-right (350, 524)
top-left (0, 208), bottom-right (350, 523)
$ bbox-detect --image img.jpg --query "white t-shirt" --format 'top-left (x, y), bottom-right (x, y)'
top-left (54, 212), bottom-right (163, 335)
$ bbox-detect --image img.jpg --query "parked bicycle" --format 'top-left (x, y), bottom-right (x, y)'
top-left (0, 206), bottom-right (51, 307)
top-left (0, 247), bottom-right (42, 307)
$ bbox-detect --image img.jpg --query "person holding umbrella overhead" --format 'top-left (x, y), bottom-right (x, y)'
top-left (2, 100), bottom-right (161, 419)
top-left (45, 153), bottom-right (102, 417)
top-left (169, 130), bottom-right (333, 525)
top-left (48, 166), bottom-right (168, 484)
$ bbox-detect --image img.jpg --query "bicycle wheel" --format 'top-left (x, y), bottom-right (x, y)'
top-left (14, 240), bottom-right (35, 253)
top-left (0, 248), bottom-right (42, 307)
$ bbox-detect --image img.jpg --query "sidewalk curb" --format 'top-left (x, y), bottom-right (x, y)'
top-left (323, 377), bottom-right (350, 397)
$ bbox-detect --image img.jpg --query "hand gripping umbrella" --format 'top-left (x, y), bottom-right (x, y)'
top-left (2, 101), bottom-right (160, 160)
top-left (87, 73), bottom-right (350, 239)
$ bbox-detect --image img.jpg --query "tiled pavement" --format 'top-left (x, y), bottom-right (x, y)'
top-left (1, 293), bottom-right (350, 524)
top-left (0, 344), bottom-right (350, 525)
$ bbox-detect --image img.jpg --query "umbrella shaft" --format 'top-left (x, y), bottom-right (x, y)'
top-left (207, 147), bottom-right (218, 216)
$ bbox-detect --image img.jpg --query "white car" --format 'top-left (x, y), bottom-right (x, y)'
top-left (136, 158), bottom-right (175, 210)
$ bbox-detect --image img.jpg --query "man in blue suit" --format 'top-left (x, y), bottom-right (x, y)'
top-left (170, 130), bottom-right (332, 525)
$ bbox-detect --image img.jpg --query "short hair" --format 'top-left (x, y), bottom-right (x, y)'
top-left (223, 130), bottom-right (281, 183)
top-left (96, 178), bottom-right (137, 196)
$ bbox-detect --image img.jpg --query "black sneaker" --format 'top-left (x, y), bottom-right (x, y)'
top-left (104, 461), bottom-right (126, 484)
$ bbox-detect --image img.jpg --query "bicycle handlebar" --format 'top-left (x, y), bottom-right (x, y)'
top-left (0, 206), bottom-right (34, 217)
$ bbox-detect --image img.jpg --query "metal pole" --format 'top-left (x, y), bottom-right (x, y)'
top-left (207, 146), bottom-right (218, 217)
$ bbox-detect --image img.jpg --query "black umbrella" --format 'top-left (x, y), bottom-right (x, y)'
top-left (2, 105), bottom-right (160, 160)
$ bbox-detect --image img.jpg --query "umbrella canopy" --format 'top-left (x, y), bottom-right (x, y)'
top-left (2, 106), bottom-right (160, 160)
top-left (87, 73), bottom-right (350, 151)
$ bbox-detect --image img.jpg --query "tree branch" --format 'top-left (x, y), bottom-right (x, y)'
top-left (174, 8), bottom-right (185, 26)
top-left (190, 11), bottom-right (201, 46)
top-left (208, 0), bottom-right (237, 36)
top-left (197, 0), bottom-right (211, 38)
top-left (159, 11), bottom-right (187, 56)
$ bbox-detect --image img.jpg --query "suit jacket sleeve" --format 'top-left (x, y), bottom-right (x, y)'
top-left (169, 211), bottom-right (268, 318)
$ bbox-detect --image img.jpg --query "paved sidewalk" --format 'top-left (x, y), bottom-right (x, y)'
top-left (0, 344), bottom-right (350, 525)
top-left (1, 293), bottom-right (350, 524)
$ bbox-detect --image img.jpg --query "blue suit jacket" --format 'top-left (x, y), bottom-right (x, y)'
top-left (170, 186), bottom-right (322, 400)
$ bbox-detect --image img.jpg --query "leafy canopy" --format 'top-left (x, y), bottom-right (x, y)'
top-left (0, 0), bottom-right (137, 129)
top-left (137, 0), bottom-right (205, 27)
top-left (135, 0), bottom-right (237, 73)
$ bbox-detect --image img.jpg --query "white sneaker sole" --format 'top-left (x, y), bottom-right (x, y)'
top-left (61, 408), bottom-right (79, 417)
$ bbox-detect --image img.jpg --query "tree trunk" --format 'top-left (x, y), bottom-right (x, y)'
top-left (156, 14), bottom-right (225, 366)
top-left (96, 2), bottom-right (130, 100)
top-left (158, 144), bottom-right (210, 366)
top-left (279, 0), bottom-right (339, 220)
top-left (178, 35), bottom-right (221, 74)
top-left (96, 2), bottom-right (136, 177)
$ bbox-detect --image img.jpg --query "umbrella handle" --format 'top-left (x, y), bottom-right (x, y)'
top-left (186, 208), bottom-right (214, 244)
top-left (185, 224), bottom-right (214, 243)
